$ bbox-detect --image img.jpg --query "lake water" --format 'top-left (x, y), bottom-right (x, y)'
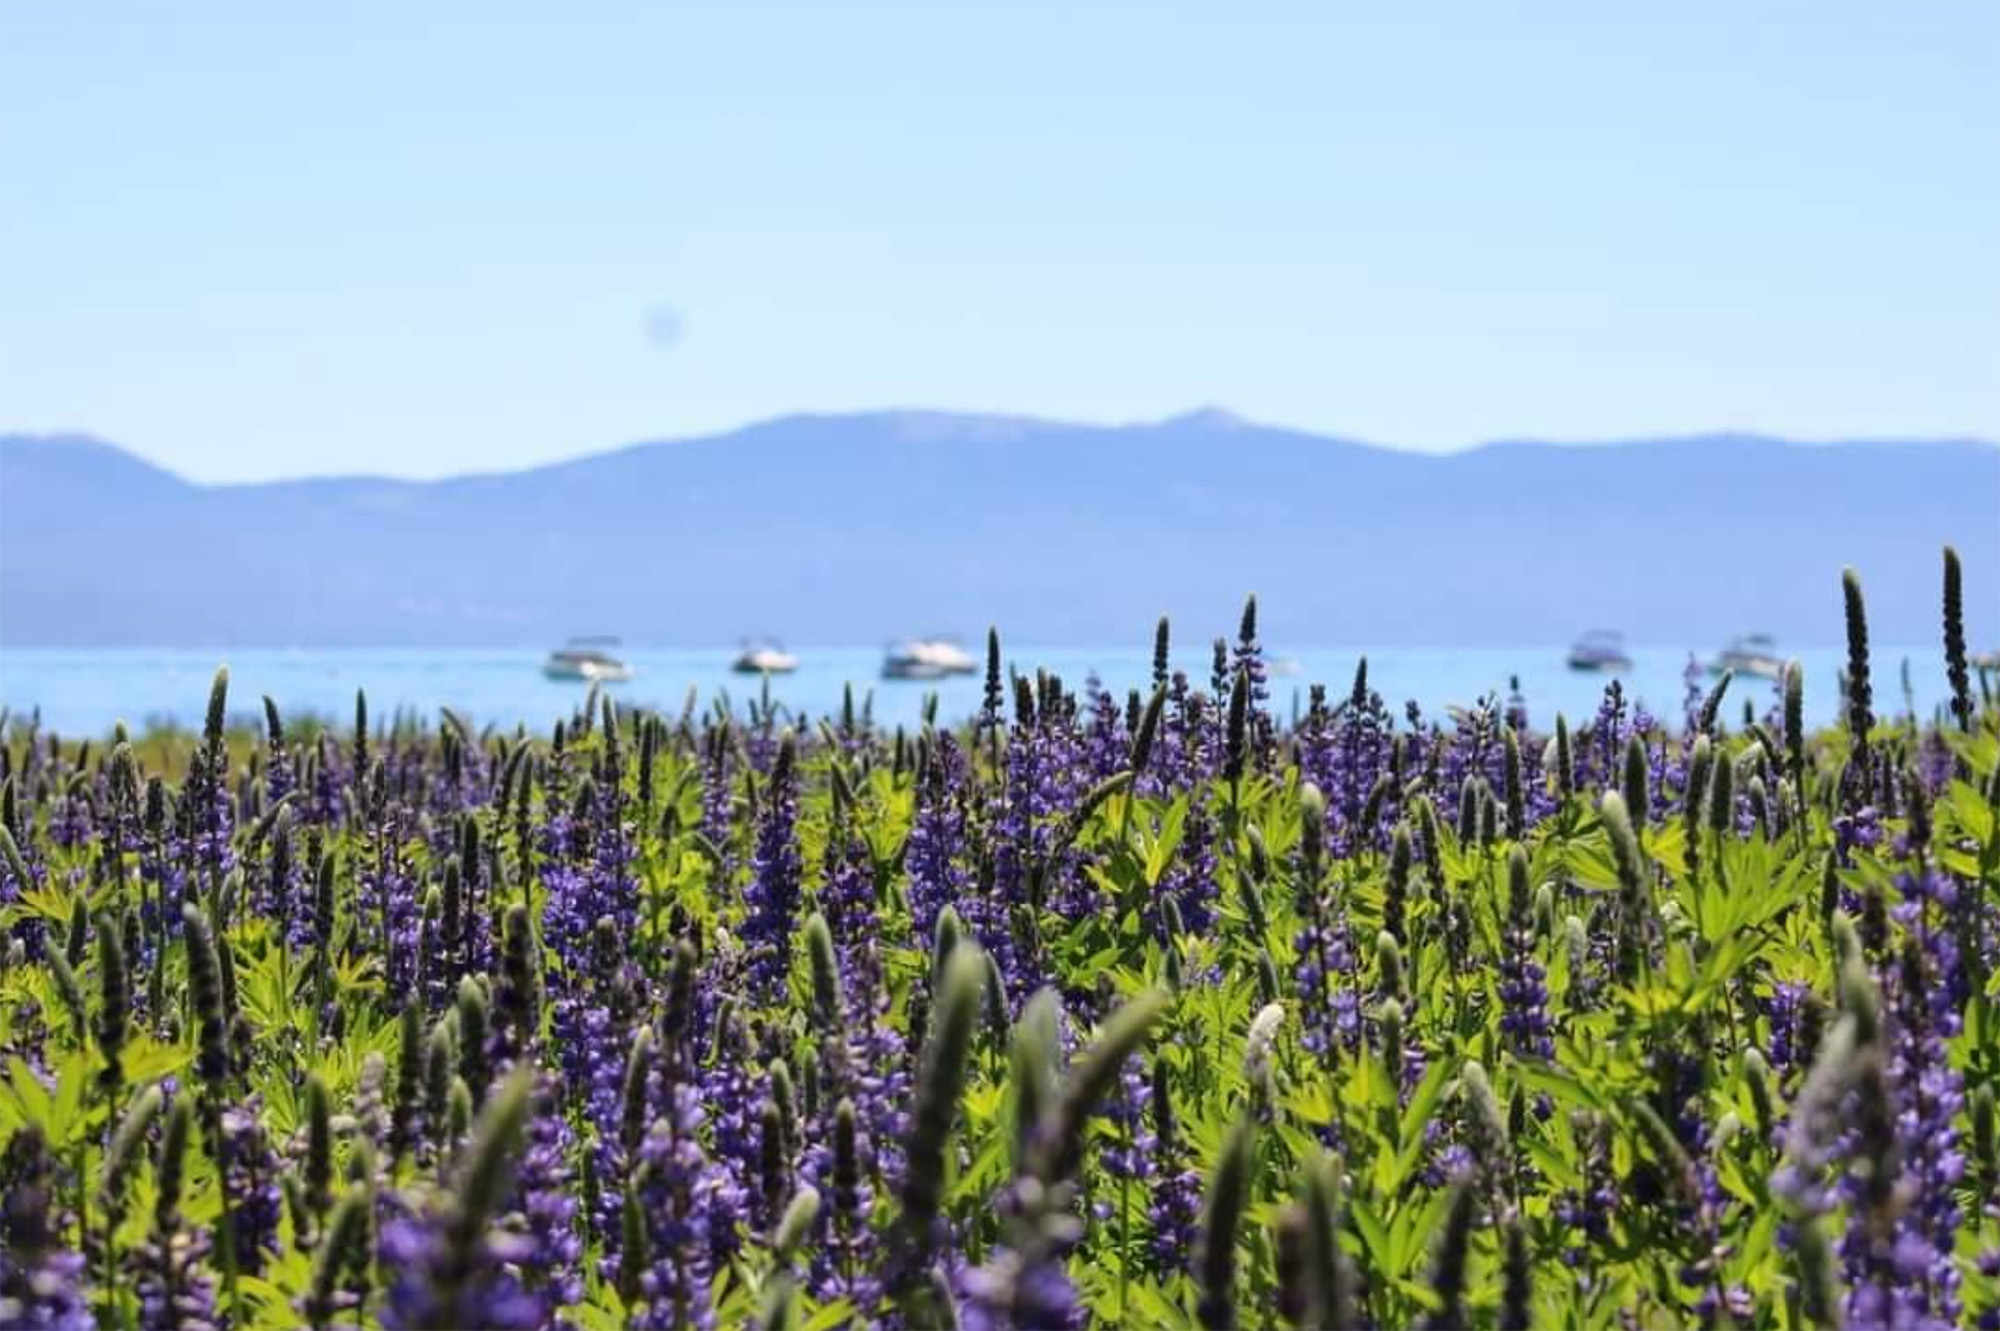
top-left (0, 644), bottom-right (1960, 738)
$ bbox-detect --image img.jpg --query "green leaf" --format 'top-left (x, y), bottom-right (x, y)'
top-left (1, 1057), bottom-right (53, 1135)
top-left (1513, 1060), bottom-right (1607, 1113)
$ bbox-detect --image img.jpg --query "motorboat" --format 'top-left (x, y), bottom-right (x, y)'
top-left (1708, 633), bottom-right (1784, 680)
top-left (1566, 630), bottom-right (1633, 673)
top-left (882, 636), bottom-right (978, 681)
top-left (731, 637), bottom-right (799, 675)
top-left (543, 637), bottom-right (634, 683)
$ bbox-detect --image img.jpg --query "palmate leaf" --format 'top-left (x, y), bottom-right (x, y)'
top-left (0, 1055), bottom-right (53, 1136)
top-left (6, 883), bottom-right (80, 927)
top-left (799, 1298), bottom-right (858, 1331)
top-left (118, 1034), bottom-right (193, 1086)
top-left (1512, 1058), bottom-right (1609, 1114)
top-left (236, 1261), bottom-right (312, 1330)
top-left (858, 768), bottom-right (914, 869)
top-left (1117, 1278), bottom-right (1189, 1330)
top-left (235, 933), bottom-right (303, 1034)
top-left (1134, 794), bottom-right (1190, 887)
top-left (1940, 777), bottom-right (1998, 841)
top-left (1522, 1129), bottom-right (1584, 1191)
top-left (0, 1049), bottom-right (95, 1148)
top-left (1384, 1184), bottom-right (1453, 1281)
top-left (567, 1303), bottom-right (627, 1331)
top-left (1346, 1194), bottom-right (1392, 1277)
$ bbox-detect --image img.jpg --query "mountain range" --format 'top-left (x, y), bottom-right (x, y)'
top-left (2, 410), bottom-right (1995, 648)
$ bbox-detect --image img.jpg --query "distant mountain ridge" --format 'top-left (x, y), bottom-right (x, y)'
top-left (2, 411), bottom-right (1995, 648)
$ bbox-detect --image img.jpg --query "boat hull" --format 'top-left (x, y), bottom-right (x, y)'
top-left (882, 661), bottom-right (959, 681)
top-left (1566, 654), bottom-right (1632, 673)
top-left (1707, 656), bottom-right (1783, 680)
top-left (543, 662), bottom-right (634, 683)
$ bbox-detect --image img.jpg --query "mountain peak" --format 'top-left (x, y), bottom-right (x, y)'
top-left (0, 431), bottom-right (189, 489)
top-left (1161, 406), bottom-right (1253, 431)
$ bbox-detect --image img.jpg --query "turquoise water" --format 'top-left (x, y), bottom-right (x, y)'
top-left (0, 644), bottom-right (1960, 737)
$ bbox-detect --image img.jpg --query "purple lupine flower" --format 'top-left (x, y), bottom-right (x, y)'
top-left (1232, 597), bottom-right (1270, 721)
top-left (633, 1082), bottom-right (735, 1331)
top-left (1833, 805), bottom-right (1884, 863)
top-left (1766, 981), bottom-right (1813, 1081)
top-left (0, 1126), bottom-right (92, 1331)
top-left (1679, 654), bottom-right (1707, 735)
top-left (220, 1100), bottom-right (284, 1275)
top-left (957, 1188), bottom-right (1085, 1331)
top-left (1294, 895), bottom-right (1361, 1062)
top-left (255, 814), bottom-right (311, 948)
top-left (308, 732), bottom-right (349, 825)
top-left (699, 725), bottom-right (736, 883)
top-left (543, 779), bottom-right (639, 980)
top-left (799, 1098), bottom-right (881, 1311)
top-left (1297, 685), bottom-right (1337, 803)
top-left (1157, 801), bottom-right (1219, 937)
top-left (1916, 730), bottom-right (1956, 795)
top-left (1094, 1060), bottom-right (1196, 1279)
top-left (261, 699), bottom-right (295, 806)
top-left (378, 1201), bottom-right (545, 1331)
top-left (1098, 1063), bottom-right (1153, 1187)
top-left (1895, 867), bottom-right (1966, 1006)
top-left (742, 738), bottom-right (803, 1002)
top-left (513, 1084), bottom-right (585, 1319)
top-left (133, 1233), bottom-right (218, 1331)
top-left (817, 823), bottom-right (884, 1003)
top-left (1554, 1112), bottom-right (1618, 1269)
top-left (696, 1022), bottom-right (764, 1234)
top-left (1331, 662), bottom-right (1395, 855)
top-left (1498, 873), bottom-right (1554, 1061)
top-left (808, 865), bottom-right (913, 1200)
top-left (1081, 679), bottom-right (1128, 782)
top-left (183, 740), bottom-right (237, 893)
top-left (1143, 672), bottom-right (1213, 797)
top-left (1848, 939), bottom-right (1967, 1329)
top-left (555, 923), bottom-right (643, 1252)
top-left (906, 733), bottom-right (973, 948)
top-left (1149, 1164), bottom-right (1201, 1275)
top-left (996, 682), bottom-right (1098, 953)
top-left (48, 781), bottom-right (93, 851)
top-left (1576, 681), bottom-right (1631, 794)
top-left (359, 777), bottom-right (420, 995)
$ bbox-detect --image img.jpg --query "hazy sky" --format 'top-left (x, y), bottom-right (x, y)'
top-left (2, 0), bottom-right (1995, 482)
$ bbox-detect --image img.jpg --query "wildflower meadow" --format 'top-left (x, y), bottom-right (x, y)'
top-left (3, 550), bottom-right (1998, 1331)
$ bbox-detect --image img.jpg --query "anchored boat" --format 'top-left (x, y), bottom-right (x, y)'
top-left (1566, 630), bottom-right (1633, 673)
top-left (731, 637), bottom-right (800, 675)
top-left (542, 637), bottom-right (634, 683)
top-left (882, 636), bottom-right (978, 681)
top-left (1707, 633), bottom-right (1784, 680)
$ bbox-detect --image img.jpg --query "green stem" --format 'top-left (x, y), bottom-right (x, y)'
top-left (1117, 1123), bottom-right (1132, 1322)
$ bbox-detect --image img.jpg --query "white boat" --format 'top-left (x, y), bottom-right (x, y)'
top-left (1566, 630), bottom-right (1633, 673)
top-left (1707, 633), bottom-right (1784, 680)
top-left (882, 636), bottom-right (978, 681)
top-left (543, 637), bottom-right (634, 683)
top-left (731, 637), bottom-right (799, 675)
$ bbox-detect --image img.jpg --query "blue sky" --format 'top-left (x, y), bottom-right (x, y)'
top-left (1, 0), bottom-right (1994, 482)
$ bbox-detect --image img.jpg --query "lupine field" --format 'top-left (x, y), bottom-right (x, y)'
top-left (2, 553), bottom-right (1998, 1331)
